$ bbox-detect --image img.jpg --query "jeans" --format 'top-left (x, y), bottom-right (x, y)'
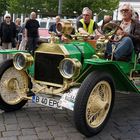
top-left (105, 37), bottom-right (134, 60)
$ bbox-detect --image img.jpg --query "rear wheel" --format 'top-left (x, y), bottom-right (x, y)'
top-left (74, 71), bottom-right (115, 137)
top-left (0, 59), bottom-right (29, 111)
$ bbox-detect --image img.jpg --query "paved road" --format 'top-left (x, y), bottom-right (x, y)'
top-left (0, 92), bottom-right (140, 140)
top-left (0, 54), bottom-right (140, 140)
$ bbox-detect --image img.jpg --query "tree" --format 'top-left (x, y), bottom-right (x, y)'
top-left (43, 0), bottom-right (58, 16)
top-left (0, 0), bottom-right (9, 15)
top-left (7, 0), bottom-right (46, 15)
top-left (5, 0), bottom-right (119, 18)
top-left (62, 0), bottom-right (119, 17)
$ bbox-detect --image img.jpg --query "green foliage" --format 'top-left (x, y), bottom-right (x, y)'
top-left (1, 0), bottom-right (119, 17)
top-left (62, 0), bottom-right (119, 17)
top-left (7, 0), bottom-right (47, 14)
top-left (0, 0), bottom-right (9, 15)
top-left (43, 0), bottom-right (58, 16)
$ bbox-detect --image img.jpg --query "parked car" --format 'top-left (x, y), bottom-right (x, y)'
top-left (37, 18), bottom-right (55, 40)
top-left (0, 21), bottom-right (139, 137)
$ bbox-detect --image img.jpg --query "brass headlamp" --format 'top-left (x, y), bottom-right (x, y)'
top-left (59, 58), bottom-right (82, 79)
top-left (13, 52), bottom-right (34, 70)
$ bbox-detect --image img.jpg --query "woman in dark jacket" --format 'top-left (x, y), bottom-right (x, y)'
top-left (0, 13), bottom-right (16, 60)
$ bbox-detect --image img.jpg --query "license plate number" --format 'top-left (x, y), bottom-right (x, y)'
top-left (32, 95), bottom-right (62, 109)
top-left (59, 87), bottom-right (79, 111)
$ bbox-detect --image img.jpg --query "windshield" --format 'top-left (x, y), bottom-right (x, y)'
top-left (40, 21), bottom-right (47, 28)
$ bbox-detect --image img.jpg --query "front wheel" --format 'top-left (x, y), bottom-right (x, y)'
top-left (74, 71), bottom-right (115, 137)
top-left (0, 59), bottom-right (30, 112)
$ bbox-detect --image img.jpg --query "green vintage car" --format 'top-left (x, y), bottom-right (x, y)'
top-left (0, 21), bottom-right (139, 137)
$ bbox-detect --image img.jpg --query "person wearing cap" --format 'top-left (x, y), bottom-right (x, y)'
top-left (77, 8), bottom-right (100, 39)
top-left (25, 11), bottom-right (40, 55)
top-left (0, 13), bottom-right (16, 60)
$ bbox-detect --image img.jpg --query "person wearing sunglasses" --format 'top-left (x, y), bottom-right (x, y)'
top-left (105, 3), bottom-right (140, 61)
top-left (0, 13), bottom-right (16, 60)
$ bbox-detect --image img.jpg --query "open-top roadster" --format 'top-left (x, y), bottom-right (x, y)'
top-left (0, 21), bottom-right (139, 137)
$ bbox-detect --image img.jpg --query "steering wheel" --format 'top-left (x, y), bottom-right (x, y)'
top-left (99, 22), bottom-right (123, 42)
top-left (95, 22), bottom-right (124, 58)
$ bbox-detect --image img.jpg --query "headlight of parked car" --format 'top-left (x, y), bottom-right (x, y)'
top-left (59, 58), bottom-right (81, 79)
top-left (13, 52), bottom-right (34, 70)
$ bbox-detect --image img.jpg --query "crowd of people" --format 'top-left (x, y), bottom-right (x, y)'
top-left (0, 11), bottom-right (39, 59)
top-left (0, 2), bottom-right (140, 61)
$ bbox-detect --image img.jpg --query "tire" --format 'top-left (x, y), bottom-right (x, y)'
top-left (74, 71), bottom-right (115, 137)
top-left (0, 59), bottom-right (30, 112)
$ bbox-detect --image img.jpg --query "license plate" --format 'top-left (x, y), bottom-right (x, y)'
top-left (32, 95), bottom-right (62, 109)
top-left (59, 87), bottom-right (79, 111)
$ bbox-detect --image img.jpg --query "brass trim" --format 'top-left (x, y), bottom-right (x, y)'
top-left (31, 77), bottom-right (70, 95)
top-left (59, 44), bottom-right (70, 56)
top-left (75, 65), bottom-right (93, 82)
top-left (59, 58), bottom-right (82, 79)
top-left (0, 67), bottom-right (29, 105)
top-left (33, 43), bottom-right (82, 94)
top-left (13, 52), bottom-right (33, 70)
top-left (56, 21), bottom-right (73, 34)
top-left (35, 44), bottom-right (70, 58)
top-left (34, 80), bottom-right (63, 88)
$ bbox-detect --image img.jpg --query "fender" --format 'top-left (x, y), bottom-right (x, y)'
top-left (0, 49), bottom-right (27, 54)
top-left (84, 58), bottom-right (139, 93)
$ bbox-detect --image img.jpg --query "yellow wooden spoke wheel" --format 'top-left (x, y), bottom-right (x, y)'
top-left (0, 60), bottom-right (30, 112)
top-left (74, 71), bottom-right (115, 137)
top-left (86, 81), bottom-right (112, 128)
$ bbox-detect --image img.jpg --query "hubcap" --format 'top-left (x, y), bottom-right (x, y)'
top-left (0, 67), bottom-right (29, 105)
top-left (86, 81), bottom-right (112, 128)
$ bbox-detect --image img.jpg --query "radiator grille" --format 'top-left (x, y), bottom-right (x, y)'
top-left (34, 53), bottom-right (64, 85)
